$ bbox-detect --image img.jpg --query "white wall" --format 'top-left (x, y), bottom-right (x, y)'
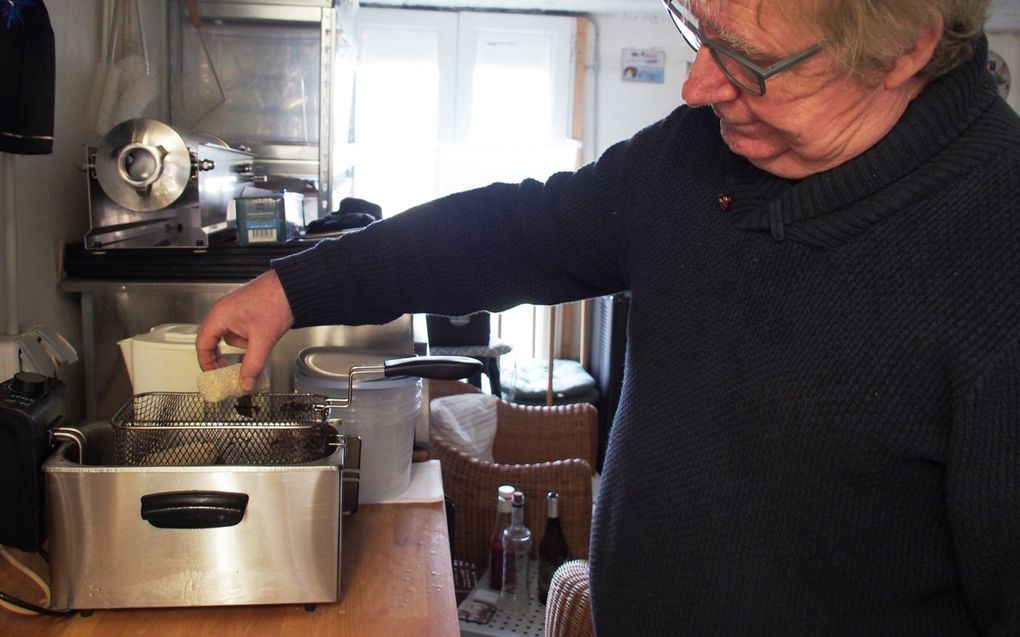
top-left (582, 13), bottom-right (693, 163)
top-left (988, 32), bottom-right (1020, 113)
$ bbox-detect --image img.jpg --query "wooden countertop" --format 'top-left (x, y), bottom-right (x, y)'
top-left (0, 502), bottom-right (459, 636)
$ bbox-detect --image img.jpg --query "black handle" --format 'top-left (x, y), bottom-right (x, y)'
top-left (140, 491), bottom-right (248, 529)
top-left (383, 355), bottom-right (484, 380)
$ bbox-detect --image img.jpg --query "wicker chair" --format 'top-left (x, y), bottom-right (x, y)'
top-left (428, 378), bottom-right (485, 401)
top-left (545, 559), bottom-right (594, 637)
top-left (427, 380), bottom-right (598, 587)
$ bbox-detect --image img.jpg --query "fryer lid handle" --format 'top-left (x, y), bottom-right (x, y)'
top-left (140, 490), bottom-right (249, 529)
top-left (383, 355), bottom-right (483, 380)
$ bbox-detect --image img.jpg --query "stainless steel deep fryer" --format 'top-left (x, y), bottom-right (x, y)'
top-left (41, 355), bottom-right (482, 611)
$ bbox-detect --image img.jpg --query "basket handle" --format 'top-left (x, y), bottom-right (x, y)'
top-left (324, 355), bottom-right (485, 410)
top-left (381, 355), bottom-right (483, 380)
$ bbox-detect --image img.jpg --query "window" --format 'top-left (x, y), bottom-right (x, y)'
top-left (354, 8), bottom-right (581, 379)
top-left (354, 8), bottom-right (578, 210)
top-left (352, 9), bottom-right (456, 217)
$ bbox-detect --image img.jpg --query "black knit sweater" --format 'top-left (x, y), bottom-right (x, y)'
top-left (274, 39), bottom-right (1020, 635)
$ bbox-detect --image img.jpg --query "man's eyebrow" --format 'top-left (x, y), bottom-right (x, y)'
top-left (701, 17), bottom-right (765, 58)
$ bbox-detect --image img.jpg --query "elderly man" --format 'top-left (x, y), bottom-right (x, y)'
top-left (199, 0), bottom-right (1018, 633)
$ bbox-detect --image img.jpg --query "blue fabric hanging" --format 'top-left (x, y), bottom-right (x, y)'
top-left (1, 0), bottom-right (36, 30)
top-left (0, 0), bottom-right (55, 154)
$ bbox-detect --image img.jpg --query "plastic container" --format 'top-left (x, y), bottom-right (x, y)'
top-left (118, 323), bottom-right (245, 394)
top-left (294, 347), bottom-right (420, 504)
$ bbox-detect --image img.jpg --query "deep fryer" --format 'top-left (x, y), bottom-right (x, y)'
top-left (42, 355), bottom-right (481, 610)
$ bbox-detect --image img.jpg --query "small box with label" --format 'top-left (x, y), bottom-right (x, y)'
top-left (236, 193), bottom-right (304, 244)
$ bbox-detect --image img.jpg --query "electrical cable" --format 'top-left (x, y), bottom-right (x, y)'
top-left (0, 590), bottom-right (73, 617)
top-left (1, 546), bottom-right (47, 593)
top-left (0, 593), bottom-right (36, 616)
top-left (0, 545), bottom-right (74, 617)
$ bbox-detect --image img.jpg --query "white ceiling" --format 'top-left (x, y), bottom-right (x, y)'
top-left (364, 0), bottom-right (1020, 33)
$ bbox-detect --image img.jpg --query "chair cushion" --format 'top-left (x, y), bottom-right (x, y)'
top-left (429, 393), bottom-right (499, 461)
top-left (429, 335), bottom-right (513, 358)
top-left (500, 358), bottom-right (597, 401)
top-left (501, 386), bottom-right (601, 406)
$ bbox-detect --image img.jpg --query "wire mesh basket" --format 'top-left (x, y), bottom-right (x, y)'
top-left (110, 392), bottom-right (340, 466)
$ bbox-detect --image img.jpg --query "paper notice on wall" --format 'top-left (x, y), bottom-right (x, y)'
top-left (622, 48), bottom-right (665, 83)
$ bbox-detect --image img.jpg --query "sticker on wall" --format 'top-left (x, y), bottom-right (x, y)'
top-left (622, 48), bottom-right (665, 83)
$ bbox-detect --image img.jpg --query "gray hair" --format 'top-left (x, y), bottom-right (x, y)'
top-left (810, 0), bottom-right (991, 79)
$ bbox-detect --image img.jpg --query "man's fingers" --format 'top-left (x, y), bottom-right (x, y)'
top-left (238, 339), bottom-right (273, 391)
top-left (195, 322), bottom-right (226, 371)
top-left (223, 333), bottom-right (250, 351)
top-left (195, 269), bottom-right (292, 384)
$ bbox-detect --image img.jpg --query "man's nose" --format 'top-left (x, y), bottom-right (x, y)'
top-left (681, 47), bottom-right (740, 106)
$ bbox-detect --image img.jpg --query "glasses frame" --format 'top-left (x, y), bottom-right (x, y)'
top-left (663, 0), bottom-right (822, 96)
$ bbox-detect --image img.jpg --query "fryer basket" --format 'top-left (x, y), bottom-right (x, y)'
top-left (110, 356), bottom-right (485, 466)
top-left (111, 392), bottom-right (339, 466)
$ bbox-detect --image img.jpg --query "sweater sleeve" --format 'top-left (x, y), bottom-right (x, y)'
top-left (947, 338), bottom-right (1020, 635)
top-left (271, 110), bottom-right (692, 328)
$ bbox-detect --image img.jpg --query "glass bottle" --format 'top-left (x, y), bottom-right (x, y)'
top-left (500, 490), bottom-right (532, 610)
top-left (488, 484), bottom-right (516, 590)
top-left (537, 491), bottom-right (570, 604)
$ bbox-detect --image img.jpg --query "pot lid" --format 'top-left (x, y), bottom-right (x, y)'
top-left (296, 346), bottom-right (418, 388)
top-left (131, 323), bottom-right (198, 347)
top-left (128, 324), bottom-right (243, 353)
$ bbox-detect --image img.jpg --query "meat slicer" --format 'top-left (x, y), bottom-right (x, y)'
top-left (84, 118), bottom-right (255, 248)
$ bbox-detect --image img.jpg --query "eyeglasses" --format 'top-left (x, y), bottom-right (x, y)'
top-left (662, 0), bottom-right (822, 96)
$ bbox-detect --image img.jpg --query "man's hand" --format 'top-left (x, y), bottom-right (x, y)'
top-left (196, 269), bottom-right (294, 391)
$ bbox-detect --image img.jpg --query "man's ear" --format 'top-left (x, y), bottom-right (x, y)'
top-left (883, 13), bottom-right (944, 89)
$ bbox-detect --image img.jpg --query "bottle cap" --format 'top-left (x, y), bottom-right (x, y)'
top-left (497, 484), bottom-right (515, 511)
top-left (546, 491), bottom-right (560, 517)
top-left (512, 490), bottom-right (526, 507)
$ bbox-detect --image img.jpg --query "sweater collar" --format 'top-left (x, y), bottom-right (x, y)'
top-left (725, 36), bottom-right (1000, 248)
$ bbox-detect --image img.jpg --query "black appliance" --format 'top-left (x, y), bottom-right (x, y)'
top-left (0, 372), bottom-right (65, 551)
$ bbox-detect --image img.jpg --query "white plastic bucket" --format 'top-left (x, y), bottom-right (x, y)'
top-left (294, 347), bottom-right (420, 504)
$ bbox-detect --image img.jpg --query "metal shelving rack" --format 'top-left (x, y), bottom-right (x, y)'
top-left (167, 0), bottom-right (358, 220)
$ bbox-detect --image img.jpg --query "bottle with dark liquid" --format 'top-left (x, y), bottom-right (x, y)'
top-left (537, 491), bottom-right (570, 604)
top-left (488, 484), bottom-right (516, 589)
